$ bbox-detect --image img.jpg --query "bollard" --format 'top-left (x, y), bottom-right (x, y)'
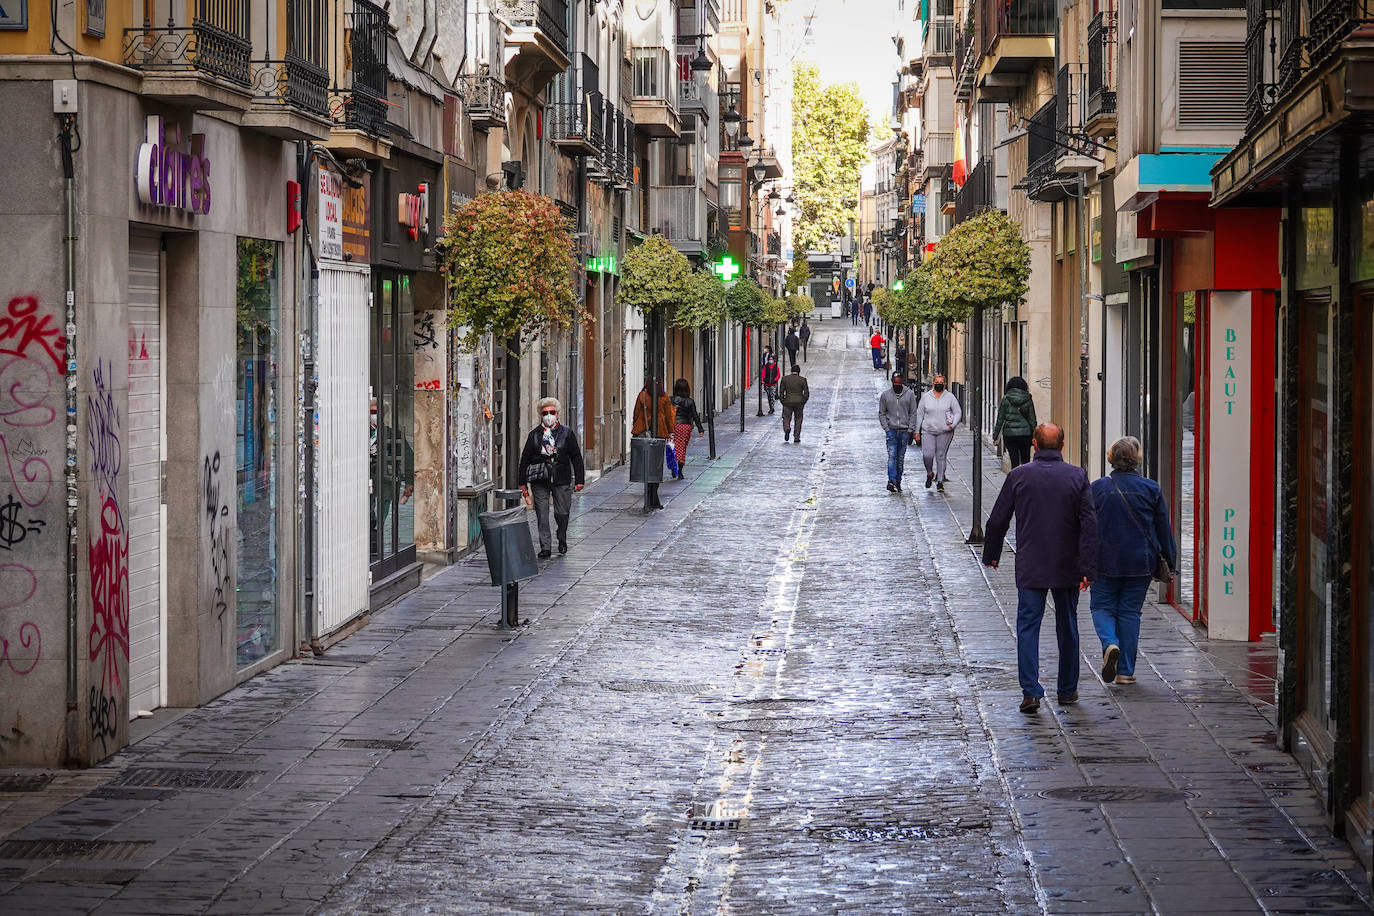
top-left (478, 488), bottom-right (537, 628)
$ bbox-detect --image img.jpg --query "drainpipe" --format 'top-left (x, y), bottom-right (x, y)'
top-left (297, 143), bottom-right (318, 650)
top-left (1079, 170), bottom-right (1090, 468)
top-left (58, 113), bottom-right (80, 760)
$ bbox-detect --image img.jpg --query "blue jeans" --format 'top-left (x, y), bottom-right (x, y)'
top-left (1016, 587), bottom-right (1081, 699)
top-left (871, 347), bottom-right (883, 369)
top-left (885, 429), bottom-right (909, 485)
top-left (1090, 575), bottom-right (1152, 677)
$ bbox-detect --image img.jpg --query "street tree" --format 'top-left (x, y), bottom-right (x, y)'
top-left (923, 208), bottom-right (1031, 318)
top-left (792, 62), bottom-right (871, 253)
top-left (673, 269), bottom-right (729, 330)
top-left (726, 277), bottom-right (767, 326)
top-left (784, 259), bottom-right (810, 296)
top-left (435, 191), bottom-right (580, 351)
top-left (619, 234), bottom-right (693, 314)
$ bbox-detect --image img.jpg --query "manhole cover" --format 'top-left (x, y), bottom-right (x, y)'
top-left (810, 822), bottom-right (989, 842)
top-left (601, 680), bottom-right (715, 694)
top-left (0, 773), bottom-right (54, 793)
top-left (1041, 786), bottom-right (1193, 803)
top-left (0, 839), bottom-right (153, 861)
top-left (716, 716), bottom-right (828, 733)
top-left (750, 648), bottom-right (787, 656)
top-left (113, 768), bottom-right (262, 791)
top-left (336, 738), bottom-right (415, 751)
top-left (88, 787), bottom-right (177, 802)
top-left (1075, 755), bottom-right (1151, 765)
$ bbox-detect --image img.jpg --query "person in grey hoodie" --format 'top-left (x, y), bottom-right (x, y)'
top-left (878, 372), bottom-right (919, 492)
top-left (914, 374), bottom-right (962, 492)
top-left (992, 376), bottom-right (1037, 468)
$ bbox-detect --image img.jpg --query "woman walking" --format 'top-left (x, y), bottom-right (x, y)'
top-left (632, 380), bottom-right (674, 509)
top-left (669, 378), bottom-right (706, 478)
top-left (518, 397), bottom-right (586, 558)
top-left (992, 376), bottom-right (1037, 469)
top-left (1089, 436), bottom-right (1177, 685)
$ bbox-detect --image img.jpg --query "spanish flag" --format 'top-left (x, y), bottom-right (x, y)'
top-left (952, 108), bottom-right (968, 188)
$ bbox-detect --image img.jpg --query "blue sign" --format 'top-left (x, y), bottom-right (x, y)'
top-left (845, 277), bottom-right (856, 291)
top-left (912, 194), bottom-right (926, 216)
top-left (0, 0), bottom-right (28, 28)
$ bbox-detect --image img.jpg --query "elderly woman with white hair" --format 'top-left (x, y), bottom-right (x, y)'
top-left (518, 397), bottom-right (585, 558)
top-left (1088, 436), bottom-right (1177, 685)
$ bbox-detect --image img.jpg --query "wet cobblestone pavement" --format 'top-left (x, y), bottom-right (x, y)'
top-left (1, 323), bottom-right (1370, 914)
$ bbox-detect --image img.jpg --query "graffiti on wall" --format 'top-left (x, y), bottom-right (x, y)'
top-left (0, 292), bottom-right (62, 696)
top-left (204, 450), bottom-right (231, 641)
top-left (87, 358), bottom-right (128, 751)
top-left (414, 310), bottom-right (444, 391)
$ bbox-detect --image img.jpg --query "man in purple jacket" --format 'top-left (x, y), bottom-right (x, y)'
top-left (981, 423), bottom-right (1098, 713)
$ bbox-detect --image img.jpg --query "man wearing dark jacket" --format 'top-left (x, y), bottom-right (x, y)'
top-left (981, 423), bottom-right (1098, 713)
top-left (784, 327), bottom-right (801, 368)
top-left (778, 364), bottom-right (810, 444)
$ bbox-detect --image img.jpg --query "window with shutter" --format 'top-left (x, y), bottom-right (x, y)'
top-left (1177, 40), bottom-right (1248, 129)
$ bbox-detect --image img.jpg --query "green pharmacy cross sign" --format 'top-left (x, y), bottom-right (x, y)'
top-left (712, 255), bottom-right (741, 284)
top-left (892, 280), bottom-right (904, 292)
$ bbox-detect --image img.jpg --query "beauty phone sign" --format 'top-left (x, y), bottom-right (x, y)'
top-left (135, 116), bottom-right (212, 215)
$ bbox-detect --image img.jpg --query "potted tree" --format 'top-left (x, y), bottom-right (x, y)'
top-left (673, 269), bottom-right (729, 458)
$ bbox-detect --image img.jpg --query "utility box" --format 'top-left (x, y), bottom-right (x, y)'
top-left (629, 436), bottom-right (666, 483)
top-left (477, 506), bottom-right (538, 586)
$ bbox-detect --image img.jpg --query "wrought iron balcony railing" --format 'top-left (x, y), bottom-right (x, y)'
top-left (329, 0), bottom-right (389, 136)
top-left (631, 46), bottom-right (679, 110)
top-left (497, 0), bottom-right (570, 55)
top-left (1087, 10), bottom-right (1117, 122)
top-left (460, 73), bottom-right (507, 127)
top-left (123, 0), bottom-right (253, 88)
top-left (1055, 63), bottom-right (1088, 147)
top-left (250, 55), bottom-right (330, 115)
top-left (924, 16), bottom-right (956, 59)
top-left (954, 156), bottom-right (997, 223)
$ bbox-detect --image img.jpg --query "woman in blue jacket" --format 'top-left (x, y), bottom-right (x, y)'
top-left (1089, 436), bottom-right (1177, 685)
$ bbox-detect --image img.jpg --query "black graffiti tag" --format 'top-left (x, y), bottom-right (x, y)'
top-left (0, 492), bottom-right (45, 550)
top-left (204, 452), bottom-right (231, 640)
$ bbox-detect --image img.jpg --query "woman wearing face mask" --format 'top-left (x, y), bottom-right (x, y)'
top-left (519, 397), bottom-right (586, 558)
top-left (914, 373), bottom-right (962, 492)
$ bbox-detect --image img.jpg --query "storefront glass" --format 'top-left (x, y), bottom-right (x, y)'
top-left (1299, 297), bottom-right (1334, 733)
top-left (370, 270), bottom-right (416, 579)
top-left (235, 238), bottom-right (281, 667)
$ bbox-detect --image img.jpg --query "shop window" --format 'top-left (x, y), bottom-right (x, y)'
top-left (235, 238), bottom-right (281, 668)
top-left (371, 271), bottom-right (416, 579)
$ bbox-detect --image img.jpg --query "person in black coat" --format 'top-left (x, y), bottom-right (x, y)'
top-left (981, 423), bottom-right (1098, 713)
top-left (518, 397), bottom-right (585, 558)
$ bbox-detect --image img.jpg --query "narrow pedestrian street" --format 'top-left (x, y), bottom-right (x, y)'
top-left (0, 323), bottom-right (1366, 914)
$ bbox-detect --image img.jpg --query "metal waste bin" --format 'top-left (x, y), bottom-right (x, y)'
top-left (477, 505), bottom-right (538, 586)
top-left (629, 436), bottom-right (666, 483)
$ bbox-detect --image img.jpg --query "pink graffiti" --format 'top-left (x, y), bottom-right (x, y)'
top-left (0, 565), bottom-right (40, 677)
top-left (87, 494), bottom-right (129, 697)
top-left (0, 296), bottom-right (66, 376)
top-left (0, 354), bottom-right (57, 428)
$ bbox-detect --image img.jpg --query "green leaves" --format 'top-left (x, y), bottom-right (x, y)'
top-left (784, 260), bottom-right (810, 295)
top-left (792, 61), bottom-right (871, 253)
top-left (672, 269), bottom-right (729, 330)
top-left (726, 278), bottom-right (767, 326)
top-left (786, 293), bottom-right (814, 318)
top-left (434, 191), bottom-right (580, 351)
top-left (619, 235), bottom-right (693, 314)
top-left (923, 208), bottom-right (1031, 320)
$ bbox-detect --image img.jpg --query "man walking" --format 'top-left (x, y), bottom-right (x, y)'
top-left (981, 423), bottom-right (1097, 713)
top-left (799, 319), bottom-right (811, 362)
top-left (869, 328), bottom-right (886, 370)
top-left (851, 297), bottom-right (860, 325)
top-left (878, 372), bottom-right (918, 492)
top-left (861, 298), bottom-right (873, 326)
top-left (914, 374), bottom-right (961, 491)
top-left (784, 325), bottom-right (801, 368)
top-left (778, 364), bottom-right (809, 444)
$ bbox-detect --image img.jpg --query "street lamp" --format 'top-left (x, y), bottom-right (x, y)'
top-left (689, 47), bottom-right (712, 72)
top-left (723, 104), bottom-right (741, 141)
top-left (752, 158), bottom-right (768, 183)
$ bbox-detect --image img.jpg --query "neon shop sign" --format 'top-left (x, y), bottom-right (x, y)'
top-left (398, 183), bottom-right (429, 240)
top-left (135, 116), bottom-right (212, 215)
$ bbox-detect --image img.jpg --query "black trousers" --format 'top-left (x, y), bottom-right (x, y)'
top-left (1004, 435), bottom-right (1032, 468)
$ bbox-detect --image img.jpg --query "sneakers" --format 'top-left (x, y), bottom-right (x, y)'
top-left (1057, 692), bottom-right (1079, 705)
top-left (936, 481), bottom-right (944, 492)
top-left (1019, 696), bottom-right (1041, 714)
top-left (537, 549), bottom-right (552, 559)
top-left (1101, 645), bottom-right (1120, 683)
top-left (1115, 674), bottom-right (1136, 684)
top-left (793, 436), bottom-right (800, 444)
top-left (925, 473), bottom-right (934, 489)
top-left (895, 481), bottom-right (902, 492)
top-left (558, 540), bottom-right (568, 555)
top-left (783, 434), bottom-right (790, 443)
top-left (886, 481), bottom-right (897, 493)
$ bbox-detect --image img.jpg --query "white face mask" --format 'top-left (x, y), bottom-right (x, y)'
top-left (541, 413), bottom-right (557, 428)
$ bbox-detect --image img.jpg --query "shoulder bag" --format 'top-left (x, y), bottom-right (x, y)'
top-left (1110, 479), bottom-right (1173, 583)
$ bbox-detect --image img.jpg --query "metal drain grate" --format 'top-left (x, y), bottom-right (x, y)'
top-left (731, 698), bottom-right (818, 710)
top-left (113, 768), bottom-right (262, 791)
top-left (689, 817), bottom-right (741, 830)
top-left (750, 648), bottom-right (787, 656)
top-left (89, 786), bottom-right (177, 801)
top-left (303, 654), bottom-right (375, 666)
top-left (811, 822), bottom-right (990, 842)
top-left (1041, 785), bottom-right (1193, 803)
top-left (601, 680), bottom-right (715, 694)
top-left (1075, 755), bottom-right (1151, 765)
top-left (0, 839), bottom-right (153, 861)
top-left (716, 716), bottom-right (828, 733)
top-left (0, 773), bottom-right (54, 793)
top-left (336, 738), bottom-right (415, 751)
top-left (176, 751), bottom-right (263, 763)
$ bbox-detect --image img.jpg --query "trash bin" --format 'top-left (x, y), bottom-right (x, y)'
top-left (629, 436), bottom-right (666, 483)
top-left (477, 506), bottom-right (538, 586)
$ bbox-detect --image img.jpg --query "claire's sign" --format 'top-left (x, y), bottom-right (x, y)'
top-left (135, 116), bottom-right (212, 215)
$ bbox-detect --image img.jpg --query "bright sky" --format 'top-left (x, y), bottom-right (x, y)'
top-left (798, 0), bottom-right (899, 128)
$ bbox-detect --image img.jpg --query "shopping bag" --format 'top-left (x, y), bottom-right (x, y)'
top-left (664, 441), bottom-right (680, 478)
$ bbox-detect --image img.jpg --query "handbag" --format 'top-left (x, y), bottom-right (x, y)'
top-left (524, 458), bottom-right (552, 485)
top-left (1110, 479), bottom-right (1173, 583)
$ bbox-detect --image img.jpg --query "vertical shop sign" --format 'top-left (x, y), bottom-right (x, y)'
top-left (342, 173), bottom-right (371, 262)
top-left (318, 166), bottom-right (344, 260)
top-left (1206, 291), bottom-right (1252, 640)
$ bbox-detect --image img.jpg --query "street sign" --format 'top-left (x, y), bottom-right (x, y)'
top-left (845, 277), bottom-right (856, 291)
top-left (912, 194), bottom-right (926, 215)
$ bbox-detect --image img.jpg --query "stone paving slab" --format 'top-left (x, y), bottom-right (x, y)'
top-left (0, 323), bottom-right (1366, 914)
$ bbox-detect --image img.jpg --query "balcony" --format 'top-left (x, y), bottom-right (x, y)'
top-left (1024, 97), bottom-right (1072, 202)
top-left (923, 16), bottom-right (956, 64)
top-left (242, 0), bottom-right (331, 139)
top-left (497, 0), bottom-right (571, 96)
top-left (122, 0), bottom-right (253, 110)
top-left (954, 24), bottom-right (978, 101)
top-left (548, 87), bottom-right (598, 156)
top-left (1054, 63), bottom-right (1097, 173)
top-left (975, 0), bottom-right (1055, 101)
top-left (649, 185), bottom-right (707, 256)
top-left (630, 47), bottom-right (682, 138)
top-left (954, 156), bottom-right (998, 222)
top-left (939, 165), bottom-right (957, 215)
top-left (922, 131), bottom-right (954, 177)
top-left (460, 73), bottom-right (507, 129)
top-left (326, 0), bottom-right (390, 158)
top-left (1086, 10), bottom-right (1118, 135)
top-left (678, 74), bottom-right (716, 122)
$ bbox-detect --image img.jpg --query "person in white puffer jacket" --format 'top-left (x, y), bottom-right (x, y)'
top-left (914, 374), bottom-right (963, 492)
